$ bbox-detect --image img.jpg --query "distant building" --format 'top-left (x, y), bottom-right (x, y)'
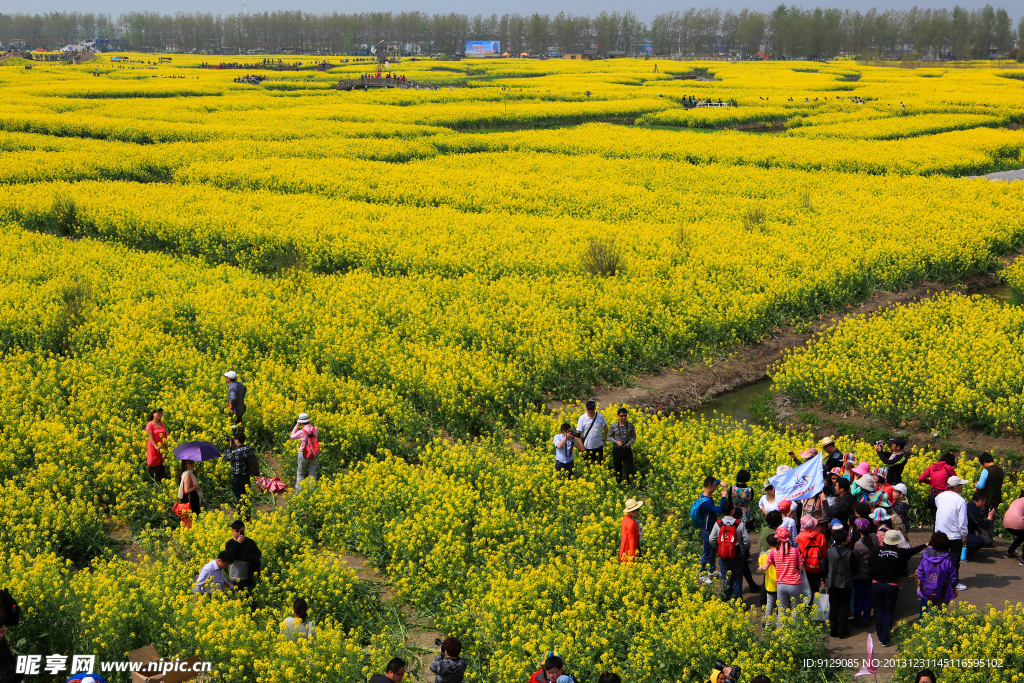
top-left (607, 50), bottom-right (627, 58)
top-left (564, 48), bottom-right (598, 60)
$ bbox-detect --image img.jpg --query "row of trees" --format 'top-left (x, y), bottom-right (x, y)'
top-left (1, 6), bottom-right (1021, 59)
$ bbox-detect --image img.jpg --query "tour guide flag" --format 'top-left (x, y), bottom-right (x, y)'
top-left (769, 455), bottom-right (825, 501)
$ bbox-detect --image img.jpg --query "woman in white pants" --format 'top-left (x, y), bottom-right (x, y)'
top-left (290, 413), bottom-right (318, 493)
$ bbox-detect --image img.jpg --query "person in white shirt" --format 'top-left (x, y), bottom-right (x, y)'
top-left (935, 475), bottom-right (970, 592)
top-left (575, 400), bottom-right (608, 464)
top-left (193, 552), bottom-right (233, 594)
top-left (281, 598), bottom-right (315, 642)
top-left (553, 423), bottom-right (584, 479)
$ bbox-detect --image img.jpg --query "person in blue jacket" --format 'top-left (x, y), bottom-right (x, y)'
top-left (696, 476), bottom-right (728, 582)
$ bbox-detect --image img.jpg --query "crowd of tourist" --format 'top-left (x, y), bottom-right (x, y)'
top-left (233, 74), bottom-right (268, 85)
top-left (613, 431), bottom-right (1018, 653)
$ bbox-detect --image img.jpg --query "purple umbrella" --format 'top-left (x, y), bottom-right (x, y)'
top-left (173, 441), bottom-right (221, 462)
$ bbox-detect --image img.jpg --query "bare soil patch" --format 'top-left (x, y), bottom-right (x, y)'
top-left (552, 272), bottom-right (1006, 415)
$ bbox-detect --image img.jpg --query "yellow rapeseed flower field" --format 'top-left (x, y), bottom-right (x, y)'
top-left (1, 55), bottom-right (1023, 681)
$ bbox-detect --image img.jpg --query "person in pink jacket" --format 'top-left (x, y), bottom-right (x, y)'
top-left (918, 453), bottom-right (957, 493)
top-left (1002, 490), bottom-right (1024, 563)
top-left (918, 453), bottom-right (957, 503)
top-left (289, 413), bottom-right (319, 494)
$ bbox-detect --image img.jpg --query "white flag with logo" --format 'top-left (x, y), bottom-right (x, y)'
top-left (769, 454), bottom-right (824, 501)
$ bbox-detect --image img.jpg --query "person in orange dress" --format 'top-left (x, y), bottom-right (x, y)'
top-left (619, 499), bottom-right (644, 562)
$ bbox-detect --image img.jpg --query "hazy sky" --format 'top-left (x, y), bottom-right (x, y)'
top-left (20, 1), bottom-right (1020, 22)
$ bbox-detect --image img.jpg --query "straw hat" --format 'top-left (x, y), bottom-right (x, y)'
top-left (296, 413), bottom-right (311, 424)
top-left (624, 498), bottom-right (644, 513)
top-left (819, 436), bottom-right (835, 447)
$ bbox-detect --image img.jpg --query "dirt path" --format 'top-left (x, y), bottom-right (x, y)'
top-left (738, 530), bottom-right (1022, 682)
top-left (554, 271), bottom-right (1009, 415)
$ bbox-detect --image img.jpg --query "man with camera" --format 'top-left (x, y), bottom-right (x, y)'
top-left (874, 437), bottom-right (908, 485)
top-left (554, 423), bottom-right (584, 478)
top-left (575, 400), bottom-right (608, 464)
top-left (711, 661), bottom-right (742, 683)
top-left (429, 637), bottom-right (466, 683)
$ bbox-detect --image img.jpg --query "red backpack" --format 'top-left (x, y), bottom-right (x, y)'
top-left (302, 426), bottom-right (321, 460)
top-left (717, 520), bottom-right (739, 559)
top-left (804, 541), bottom-right (824, 572)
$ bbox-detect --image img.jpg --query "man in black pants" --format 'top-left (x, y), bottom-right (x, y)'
top-left (576, 400), bottom-right (608, 464)
top-left (607, 408), bottom-right (636, 484)
top-left (223, 434), bottom-right (255, 502)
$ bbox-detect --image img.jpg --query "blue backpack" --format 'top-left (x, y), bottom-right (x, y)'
top-left (689, 495), bottom-right (711, 528)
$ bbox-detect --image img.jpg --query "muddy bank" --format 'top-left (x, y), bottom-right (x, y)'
top-left (557, 270), bottom-right (1007, 415)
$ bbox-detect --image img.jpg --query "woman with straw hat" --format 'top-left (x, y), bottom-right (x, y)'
top-left (289, 413), bottom-right (319, 494)
top-left (619, 499), bottom-right (644, 562)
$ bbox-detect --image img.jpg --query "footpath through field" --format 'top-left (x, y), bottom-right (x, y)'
top-left (741, 529), bottom-right (1020, 682)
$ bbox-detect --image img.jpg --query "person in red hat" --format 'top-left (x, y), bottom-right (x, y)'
top-left (778, 499), bottom-right (798, 546)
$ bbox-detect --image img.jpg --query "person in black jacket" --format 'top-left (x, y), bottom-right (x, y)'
top-left (0, 624), bottom-right (24, 683)
top-left (430, 637), bottom-right (466, 683)
top-left (875, 437), bottom-right (908, 485)
top-left (825, 528), bottom-right (855, 638)
top-left (871, 531), bottom-right (926, 646)
top-left (225, 520), bottom-right (262, 592)
top-left (824, 477), bottom-right (856, 526)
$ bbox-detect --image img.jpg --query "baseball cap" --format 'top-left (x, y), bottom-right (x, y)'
top-left (778, 499), bottom-right (792, 513)
top-left (830, 518), bottom-right (844, 530)
top-left (893, 483), bottom-right (908, 496)
top-left (223, 370), bottom-right (237, 380)
top-left (890, 436), bottom-right (907, 447)
top-left (947, 475), bottom-right (970, 488)
top-left (585, 400), bottom-right (596, 410)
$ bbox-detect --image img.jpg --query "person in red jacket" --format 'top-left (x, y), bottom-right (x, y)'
top-left (919, 453), bottom-right (957, 508)
top-left (619, 498), bottom-right (644, 562)
top-left (529, 652), bottom-right (561, 683)
top-left (796, 515), bottom-right (827, 595)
